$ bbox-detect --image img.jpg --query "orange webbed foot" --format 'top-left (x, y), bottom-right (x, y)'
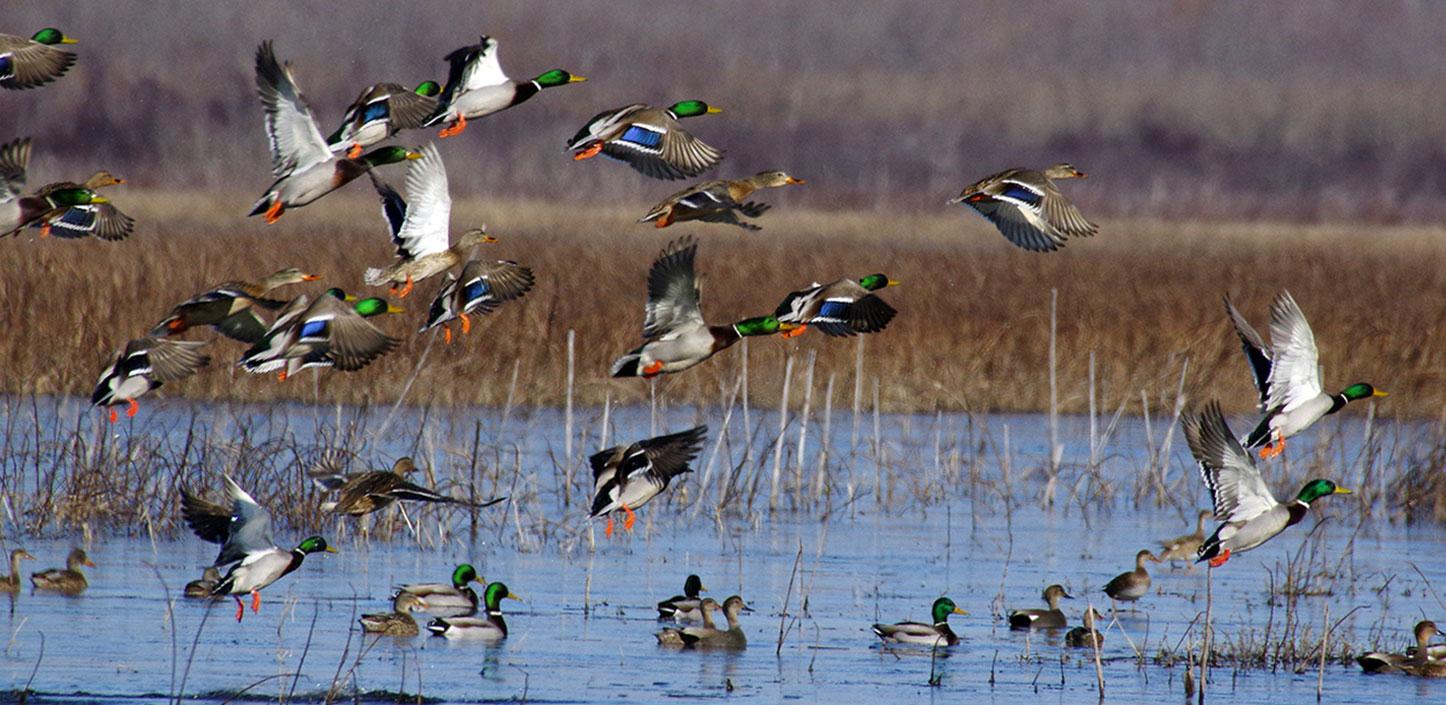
top-left (39, 223), bottom-right (51, 238)
top-left (1208, 548), bottom-right (1231, 568)
top-left (1258, 438), bottom-right (1285, 460)
top-left (437, 115), bottom-right (466, 139)
top-left (125, 399), bottom-right (139, 418)
top-left (459, 312), bottom-right (472, 335)
top-left (443, 326), bottom-right (453, 345)
top-left (397, 276), bottom-right (414, 298)
top-left (604, 515), bottom-right (614, 538)
top-left (655, 210), bottom-right (675, 228)
top-left (264, 200), bottom-right (284, 225)
top-left (573, 143), bottom-right (603, 161)
top-left (277, 370), bottom-right (287, 382)
top-left (622, 503), bottom-right (637, 531)
top-left (781, 325), bottom-right (808, 339)
top-left (346, 144), bottom-right (363, 159)
top-left (108, 408), bottom-right (118, 424)
top-left (641, 360), bottom-right (664, 378)
top-left (234, 596), bottom-right (245, 622)
top-left (251, 590), bottom-right (262, 614)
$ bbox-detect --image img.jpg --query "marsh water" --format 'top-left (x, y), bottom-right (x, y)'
top-left (0, 397), bottom-right (1443, 704)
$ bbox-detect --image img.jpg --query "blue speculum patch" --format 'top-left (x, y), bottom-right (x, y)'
top-left (620, 126), bottom-right (663, 148)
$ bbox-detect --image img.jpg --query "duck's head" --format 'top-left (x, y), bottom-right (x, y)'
top-left (458, 228), bottom-right (498, 247)
top-left (534, 69), bottom-right (587, 88)
top-left (1044, 163), bottom-right (1087, 180)
top-left (1135, 549), bottom-right (1161, 566)
top-left (1295, 479), bottom-right (1351, 505)
top-left (67, 548), bottom-right (95, 569)
top-left (1416, 621), bottom-right (1443, 644)
top-left (392, 457), bottom-right (418, 475)
top-left (354, 296), bottom-right (404, 317)
top-left (858, 273), bottom-right (900, 291)
top-left (11, 549), bottom-right (35, 562)
top-left (1340, 383), bottom-right (1388, 403)
top-left (483, 581), bottom-right (523, 610)
top-left (733, 315), bottom-right (783, 337)
top-left (451, 563), bottom-right (483, 589)
top-left (323, 287), bottom-right (358, 302)
top-left (32, 28), bottom-right (77, 45)
top-left (698, 597), bottom-right (722, 614)
top-left (751, 170), bottom-right (805, 188)
top-left (684, 574), bottom-right (706, 598)
top-left (668, 100), bottom-right (722, 118)
top-left (267, 267), bottom-right (320, 286)
top-left (931, 597), bottom-right (968, 624)
top-left (722, 595), bottom-right (753, 617)
top-left (1082, 607), bottom-right (1106, 627)
top-left (414, 80), bottom-right (442, 97)
top-left (47, 187), bottom-right (105, 207)
top-left (361, 146), bottom-right (424, 167)
top-left (1042, 584), bottom-right (1073, 605)
top-left (85, 171), bottom-right (126, 188)
top-left (295, 536), bottom-right (337, 555)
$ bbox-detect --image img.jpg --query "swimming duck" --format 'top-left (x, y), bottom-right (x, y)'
top-left (420, 259), bottom-right (534, 343)
top-left (0, 28), bottom-right (76, 90)
top-left (179, 475), bottom-right (336, 621)
top-left (363, 144), bottom-right (497, 297)
top-left (150, 267), bottom-right (320, 343)
top-left (425, 582), bottom-right (521, 639)
top-left (871, 597), bottom-right (969, 646)
top-left (238, 292), bottom-right (402, 380)
top-left (395, 563), bottom-right (484, 617)
top-left (360, 592), bottom-right (427, 636)
top-left (773, 274), bottom-right (899, 339)
top-left (1185, 401), bottom-right (1352, 567)
top-left (657, 574), bottom-right (707, 621)
top-left (27, 171), bottom-right (132, 240)
top-left (589, 425), bottom-right (707, 537)
top-left (1158, 509), bottom-right (1213, 562)
top-left (183, 566), bottom-right (221, 599)
top-left (1008, 584), bottom-right (1072, 630)
top-left (638, 171), bottom-right (804, 230)
top-left (248, 41), bottom-right (420, 223)
top-left (423, 36), bottom-right (585, 138)
top-left (701, 595), bottom-right (752, 649)
top-left (328, 80), bottom-right (440, 158)
top-left (0, 548), bottom-right (35, 592)
top-left (1064, 608), bottom-right (1106, 648)
top-left (1223, 292), bottom-right (1387, 459)
top-left (91, 336), bottom-right (211, 423)
top-left (610, 236), bottom-right (783, 378)
top-left (567, 101), bottom-right (723, 180)
top-left (949, 163), bottom-right (1096, 252)
top-left (1103, 550), bottom-right (1159, 609)
top-left (30, 548), bottom-right (94, 595)
top-left (1359, 621), bottom-right (1446, 676)
top-left (657, 597), bottom-right (721, 647)
top-left (309, 456), bottom-right (505, 516)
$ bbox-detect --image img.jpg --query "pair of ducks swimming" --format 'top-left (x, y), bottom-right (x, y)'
top-left (2, 547), bottom-right (96, 595)
top-left (1358, 621), bottom-right (1446, 678)
top-left (654, 574), bottom-right (752, 649)
top-left (357, 563), bottom-right (521, 640)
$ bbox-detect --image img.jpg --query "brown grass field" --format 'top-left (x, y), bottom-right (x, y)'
top-left (3, 189), bottom-right (1442, 418)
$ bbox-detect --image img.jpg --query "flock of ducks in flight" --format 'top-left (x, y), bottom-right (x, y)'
top-left (1, 25), bottom-right (1437, 676)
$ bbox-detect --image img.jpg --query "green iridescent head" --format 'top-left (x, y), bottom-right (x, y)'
top-left (360, 146), bottom-right (423, 166)
top-left (858, 274), bottom-right (899, 291)
top-left (534, 69), bottom-right (586, 88)
top-left (295, 535), bottom-right (336, 555)
top-left (733, 315), bottom-right (782, 337)
top-left (451, 563), bottom-right (482, 589)
top-left (684, 574), bottom-right (705, 597)
top-left (1340, 383), bottom-right (1387, 402)
top-left (414, 80), bottom-right (441, 97)
top-left (483, 581), bottom-right (522, 610)
top-left (669, 100), bottom-right (721, 118)
top-left (354, 297), bottom-right (403, 317)
top-left (1295, 479), bottom-right (1351, 505)
top-left (47, 187), bottom-right (104, 207)
top-left (32, 28), bottom-right (76, 45)
top-left (323, 287), bottom-right (358, 302)
top-left (931, 597), bottom-right (968, 624)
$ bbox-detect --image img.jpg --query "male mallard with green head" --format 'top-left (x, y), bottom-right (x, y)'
top-left (425, 582), bottom-right (522, 639)
top-left (639, 170), bottom-right (804, 230)
top-left (396, 563), bottom-right (485, 617)
top-left (27, 171), bottom-right (133, 240)
top-left (871, 596), bottom-right (970, 646)
top-left (329, 80), bottom-right (441, 158)
top-left (424, 36), bottom-right (585, 138)
top-left (568, 100), bottom-right (723, 180)
top-left (657, 574), bottom-right (707, 621)
top-left (0, 28), bottom-right (77, 90)
top-left (949, 163), bottom-right (1096, 252)
top-left (773, 274), bottom-right (899, 339)
top-left (238, 291), bottom-right (402, 380)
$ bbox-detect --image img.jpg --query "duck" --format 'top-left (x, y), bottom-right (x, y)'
top-left (773, 274), bottom-right (899, 339)
top-left (588, 425), bottom-right (707, 537)
top-left (657, 574), bottom-right (707, 621)
top-left (423, 36), bottom-right (586, 138)
top-left (2, 184), bottom-right (110, 239)
top-left (183, 566), bottom-right (222, 599)
top-left (248, 41), bottom-right (420, 223)
top-left (0, 548), bottom-right (35, 592)
top-left (425, 582), bottom-right (522, 639)
top-left (1007, 584), bottom-right (1072, 630)
top-left (150, 267), bottom-right (320, 343)
top-left (1359, 621), bottom-right (1446, 676)
top-left (360, 592), bottom-right (427, 636)
top-left (700, 595), bottom-right (752, 649)
top-left (871, 596), bottom-right (969, 646)
top-left (26, 171), bottom-right (133, 240)
top-left (657, 597), bottom-right (721, 647)
top-left (421, 259), bottom-right (534, 343)
top-left (328, 80), bottom-right (441, 158)
top-left (363, 143), bottom-right (497, 297)
top-left (0, 28), bottom-right (77, 90)
top-left (91, 336), bottom-right (211, 423)
top-left (1064, 608), bottom-right (1106, 648)
top-left (1186, 401), bottom-right (1352, 567)
top-left (1103, 550), bottom-right (1159, 609)
top-left (179, 474), bottom-right (336, 621)
top-left (238, 291), bottom-right (402, 380)
top-left (30, 548), bottom-right (94, 595)
top-left (948, 163), bottom-right (1096, 252)
top-left (395, 563), bottom-right (485, 618)
top-left (1223, 292), bottom-right (1387, 459)
top-left (638, 171), bottom-right (804, 231)
top-left (0, 137), bottom-right (29, 227)
top-left (1158, 509), bottom-right (1213, 562)
top-left (610, 236), bottom-right (783, 378)
top-left (567, 100), bottom-right (723, 180)
top-left (309, 456), bottom-right (505, 516)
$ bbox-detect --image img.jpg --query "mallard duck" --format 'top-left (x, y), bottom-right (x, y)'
top-left (421, 259), bottom-right (534, 343)
top-left (360, 592), bottom-right (426, 636)
top-left (30, 548), bottom-right (94, 595)
top-left (0, 548), bottom-right (35, 592)
top-left (395, 563), bottom-right (484, 618)
top-left (1359, 621), bottom-right (1446, 676)
top-left (363, 144), bottom-right (497, 297)
top-left (309, 456), bottom-right (505, 516)
top-left (657, 574), bottom-right (706, 621)
top-left (1007, 584), bottom-right (1072, 630)
top-left (425, 582), bottom-right (521, 639)
top-left (248, 41), bottom-right (420, 223)
top-left (773, 274), bottom-right (899, 339)
top-left (949, 163), bottom-right (1096, 252)
top-left (2, 184), bottom-right (110, 238)
top-left (0, 28), bottom-right (76, 90)
top-left (26, 171), bottom-right (132, 240)
top-left (183, 566), bottom-right (222, 599)
top-left (91, 337), bottom-right (211, 423)
top-left (1064, 608), bottom-right (1106, 648)
top-left (0, 137), bottom-right (29, 226)
top-left (638, 171), bottom-right (804, 230)
top-left (1103, 550), bottom-right (1159, 608)
top-left (1185, 401), bottom-right (1352, 567)
top-left (589, 425), bottom-right (707, 537)
top-left (179, 474), bottom-right (336, 621)
top-left (1158, 509), bottom-right (1213, 562)
top-left (1223, 292), bottom-right (1387, 459)
top-left (657, 597), bottom-right (721, 647)
top-left (871, 597), bottom-right (969, 646)
top-left (610, 236), bottom-right (782, 378)
top-left (328, 80), bottom-right (440, 158)
top-left (423, 36), bottom-right (585, 138)
top-left (238, 292), bottom-right (402, 380)
top-left (150, 268), bottom-right (320, 342)
top-left (567, 101), bottom-right (723, 180)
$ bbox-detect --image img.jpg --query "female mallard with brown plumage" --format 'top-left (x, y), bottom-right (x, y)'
top-left (309, 456), bottom-right (504, 516)
top-left (360, 592), bottom-right (427, 636)
top-left (1359, 621), bottom-right (1446, 676)
top-left (1064, 608), bottom-right (1106, 648)
top-left (151, 267), bottom-right (319, 342)
top-left (30, 548), bottom-right (95, 595)
top-left (1008, 584), bottom-right (1072, 630)
top-left (1102, 550), bottom-right (1159, 609)
top-left (0, 548), bottom-right (35, 592)
top-left (949, 163), bottom-right (1096, 252)
top-left (638, 170), bottom-right (804, 230)
top-left (1158, 509), bottom-right (1213, 562)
